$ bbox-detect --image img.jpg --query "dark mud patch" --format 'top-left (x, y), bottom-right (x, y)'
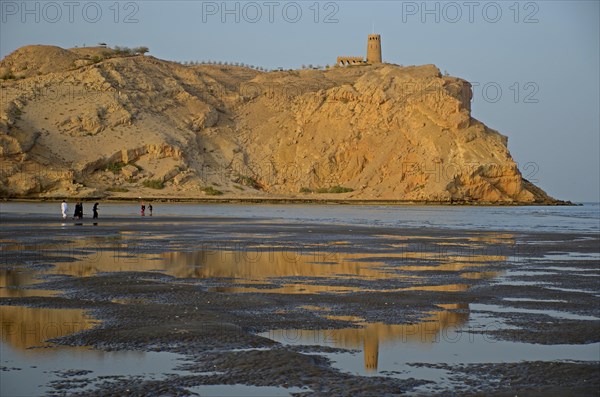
top-left (409, 361), bottom-right (600, 396)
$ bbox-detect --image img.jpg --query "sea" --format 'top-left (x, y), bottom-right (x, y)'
top-left (1, 201), bottom-right (598, 233)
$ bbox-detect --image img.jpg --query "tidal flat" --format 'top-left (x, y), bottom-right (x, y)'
top-left (1, 206), bottom-right (599, 396)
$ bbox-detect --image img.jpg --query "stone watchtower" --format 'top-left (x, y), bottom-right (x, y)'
top-left (366, 34), bottom-right (382, 64)
top-left (337, 33), bottom-right (383, 66)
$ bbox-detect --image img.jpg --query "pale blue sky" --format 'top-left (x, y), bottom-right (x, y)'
top-left (1, 0), bottom-right (599, 202)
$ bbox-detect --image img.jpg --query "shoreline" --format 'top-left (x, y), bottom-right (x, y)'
top-left (2, 203), bottom-right (597, 235)
top-left (0, 213), bottom-right (597, 234)
top-left (0, 196), bottom-right (577, 206)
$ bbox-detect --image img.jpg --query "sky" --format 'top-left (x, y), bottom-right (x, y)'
top-left (1, 0), bottom-right (599, 202)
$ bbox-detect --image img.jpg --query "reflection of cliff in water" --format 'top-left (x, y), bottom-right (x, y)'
top-left (46, 249), bottom-right (417, 292)
top-left (0, 239), bottom-right (500, 353)
top-left (4, 245), bottom-right (508, 295)
top-left (161, 249), bottom-right (506, 288)
top-left (267, 303), bottom-right (469, 372)
top-left (2, 231), bottom-right (512, 282)
top-left (161, 250), bottom-right (401, 280)
top-left (0, 306), bottom-right (98, 350)
top-left (0, 269), bottom-right (58, 297)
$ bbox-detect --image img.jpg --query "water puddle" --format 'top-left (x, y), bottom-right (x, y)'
top-left (258, 307), bottom-right (600, 383)
top-left (0, 305), bottom-right (191, 396)
top-left (1, 344), bottom-right (191, 396)
top-left (539, 253), bottom-right (600, 261)
top-left (502, 298), bottom-right (567, 303)
top-left (470, 303), bottom-right (600, 321)
top-left (187, 385), bottom-right (310, 396)
top-left (497, 280), bottom-right (544, 287)
top-left (543, 266), bottom-right (599, 273)
top-left (0, 269), bottom-right (59, 298)
top-left (261, 306), bottom-right (471, 371)
top-left (460, 271), bottom-right (503, 280)
top-left (492, 269), bottom-right (556, 287)
top-left (375, 234), bottom-right (515, 245)
top-left (0, 305), bottom-right (98, 349)
top-left (0, 304), bottom-right (302, 397)
top-left (502, 270), bottom-right (559, 277)
top-left (211, 282), bottom-right (472, 295)
top-left (1, 245), bottom-right (501, 295)
top-left (299, 305), bottom-right (331, 312)
top-left (544, 286), bottom-right (598, 295)
top-left (0, 287), bottom-right (58, 298)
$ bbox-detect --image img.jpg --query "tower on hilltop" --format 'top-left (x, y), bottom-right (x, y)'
top-left (366, 34), bottom-right (382, 64)
top-left (337, 33), bottom-right (383, 66)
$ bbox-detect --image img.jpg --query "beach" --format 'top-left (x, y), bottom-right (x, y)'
top-left (1, 203), bottom-right (599, 396)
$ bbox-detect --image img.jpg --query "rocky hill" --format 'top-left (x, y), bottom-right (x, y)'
top-left (0, 45), bottom-right (559, 203)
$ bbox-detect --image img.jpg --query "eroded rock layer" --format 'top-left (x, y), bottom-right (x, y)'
top-left (0, 45), bottom-right (556, 203)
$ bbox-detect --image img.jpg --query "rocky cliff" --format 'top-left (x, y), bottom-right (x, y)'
top-left (0, 45), bottom-right (558, 203)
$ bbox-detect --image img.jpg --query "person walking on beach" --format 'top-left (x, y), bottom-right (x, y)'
top-left (73, 202), bottom-right (83, 219)
top-left (93, 202), bottom-right (99, 219)
top-left (148, 204), bottom-right (153, 216)
top-left (141, 203), bottom-right (146, 216)
top-left (61, 200), bottom-right (68, 219)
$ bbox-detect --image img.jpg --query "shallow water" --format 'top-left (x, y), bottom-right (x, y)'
top-left (3, 236), bottom-right (598, 392)
top-left (258, 305), bottom-right (599, 380)
top-left (186, 384), bottom-right (310, 396)
top-left (0, 245), bottom-right (504, 296)
top-left (0, 303), bottom-right (191, 395)
top-left (1, 343), bottom-right (190, 396)
top-left (0, 306), bottom-right (98, 349)
top-left (470, 303), bottom-right (600, 321)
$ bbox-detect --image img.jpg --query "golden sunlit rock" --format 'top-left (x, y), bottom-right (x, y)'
top-left (0, 45), bottom-right (556, 202)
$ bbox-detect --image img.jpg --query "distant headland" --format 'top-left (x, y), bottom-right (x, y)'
top-left (0, 42), bottom-right (565, 204)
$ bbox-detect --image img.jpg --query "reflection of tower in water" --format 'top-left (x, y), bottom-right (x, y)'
top-left (363, 332), bottom-right (379, 372)
top-left (160, 249), bottom-right (484, 372)
top-left (325, 303), bottom-right (470, 372)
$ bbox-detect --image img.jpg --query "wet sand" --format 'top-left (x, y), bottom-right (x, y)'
top-left (1, 215), bottom-right (598, 396)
